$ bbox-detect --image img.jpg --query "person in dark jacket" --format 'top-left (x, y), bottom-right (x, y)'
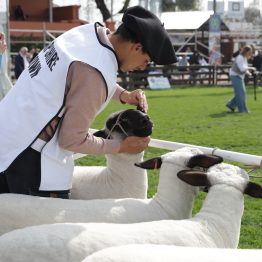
top-left (14, 46), bottom-right (29, 79)
top-left (252, 50), bottom-right (262, 72)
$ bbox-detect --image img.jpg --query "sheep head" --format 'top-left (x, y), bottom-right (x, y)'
top-left (177, 163), bottom-right (262, 198)
top-left (94, 109), bottom-right (153, 140)
top-left (135, 147), bottom-right (223, 170)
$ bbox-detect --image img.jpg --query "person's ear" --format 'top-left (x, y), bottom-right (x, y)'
top-left (133, 43), bottom-right (143, 52)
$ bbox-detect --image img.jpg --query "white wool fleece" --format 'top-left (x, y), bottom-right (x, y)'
top-left (0, 147), bottom-right (200, 235)
top-left (81, 245), bottom-right (262, 262)
top-left (71, 152), bottom-right (147, 200)
top-left (0, 163), bottom-right (251, 262)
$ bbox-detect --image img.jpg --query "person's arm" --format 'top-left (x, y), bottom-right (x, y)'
top-left (237, 56), bottom-right (256, 76)
top-left (0, 32), bottom-right (7, 67)
top-left (58, 62), bottom-right (120, 155)
top-left (0, 32), bottom-right (6, 55)
top-left (58, 62), bottom-right (150, 155)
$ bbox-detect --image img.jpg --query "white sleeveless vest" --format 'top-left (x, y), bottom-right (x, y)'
top-left (0, 23), bottom-right (118, 190)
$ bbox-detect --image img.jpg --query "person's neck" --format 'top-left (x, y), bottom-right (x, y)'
top-left (108, 34), bottom-right (125, 69)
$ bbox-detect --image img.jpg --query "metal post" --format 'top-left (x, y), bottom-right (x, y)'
top-left (253, 72), bottom-right (257, 101)
top-left (213, 0), bottom-right (217, 14)
top-left (111, 0), bottom-right (113, 21)
top-left (49, 0), bottom-right (53, 23)
top-left (43, 22), bottom-right (46, 47)
top-left (4, 0), bottom-right (11, 77)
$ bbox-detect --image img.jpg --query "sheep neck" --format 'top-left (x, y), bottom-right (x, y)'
top-left (105, 153), bottom-right (148, 198)
top-left (154, 162), bottom-right (198, 220)
top-left (194, 184), bottom-right (244, 248)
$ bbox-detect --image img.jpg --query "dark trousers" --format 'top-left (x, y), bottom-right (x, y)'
top-left (0, 147), bottom-right (69, 199)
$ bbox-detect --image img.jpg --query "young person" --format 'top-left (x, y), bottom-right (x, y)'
top-left (0, 6), bottom-right (176, 198)
top-left (226, 45), bottom-right (255, 113)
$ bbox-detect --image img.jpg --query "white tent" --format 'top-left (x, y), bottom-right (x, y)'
top-left (161, 11), bottom-right (229, 31)
top-left (161, 11), bottom-right (214, 31)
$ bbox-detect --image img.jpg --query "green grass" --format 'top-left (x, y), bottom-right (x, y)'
top-left (75, 85), bottom-right (262, 249)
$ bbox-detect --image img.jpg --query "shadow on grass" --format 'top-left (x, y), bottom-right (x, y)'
top-left (202, 91), bottom-right (233, 97)
top-left (209, 111), bottom-right (241, 118)
top-left (147, 94), bottom-right (188, 99)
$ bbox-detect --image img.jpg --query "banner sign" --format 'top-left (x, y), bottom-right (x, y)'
top-left (147, 75), bottom-right (171, 90)
top-left (208, 14), bottom-right (221, 65)
top-left (227, 1), bottom-right (245, 19)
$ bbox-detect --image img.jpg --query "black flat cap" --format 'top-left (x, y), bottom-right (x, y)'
top-left (122, 6), bottom-right (177, 65)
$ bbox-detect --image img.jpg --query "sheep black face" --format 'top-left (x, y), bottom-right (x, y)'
top-left (177, 163), bottom-right (262, 198)
top-left (93, 109), bottom-right (153, 140)
top-left (135, 154), bottom-right (223, 170)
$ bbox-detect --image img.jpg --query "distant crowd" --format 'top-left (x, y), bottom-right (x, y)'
top-left (12, 46), bottom-right (40, 80)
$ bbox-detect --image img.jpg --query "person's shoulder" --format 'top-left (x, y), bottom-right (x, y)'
top-left (69, 61), bottom-right (99, 72)
top-left (236, 54), bottom-right (245, 62)
top-left (68, 61), bottom-right (105, 81)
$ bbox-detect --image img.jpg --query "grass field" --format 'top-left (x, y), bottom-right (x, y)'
top-left (75, 85), bottom-right (262, 249)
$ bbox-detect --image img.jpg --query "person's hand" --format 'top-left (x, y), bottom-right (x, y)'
top-left (120, 89), bottom-right (148, 113)
top-left (118, 136), bottom-right (150, 154)
top-left (246, 71), bottom-right (252, 76)
top-left (0, 32), bottom-right (7, 55)
top-left (248, 67), bottom-right (256, 72)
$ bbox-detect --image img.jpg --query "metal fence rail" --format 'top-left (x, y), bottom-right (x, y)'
top-left (74, 129), bottom-right (262, 169)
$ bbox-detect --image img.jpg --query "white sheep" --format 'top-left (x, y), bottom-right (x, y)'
top-left (71, 152), bottom-right (147, 199)
top-left (1, 162), bottom-right (260, 262)
top-left (71, 108), bottom-right (153, 200)
top-left (0, 147), bottom-right (220, 235)
top-left (81, 244), bottom-right (262, 262)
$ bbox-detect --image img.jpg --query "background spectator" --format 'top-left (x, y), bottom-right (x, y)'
top-left (0, 32), bottom-right (12, 100)
top-left (14, 5), bottom-right (26, 21)
top-left (0, 32), bottom-right (7, 66)
top-left (14, 46), bottom-right (29, 79)
top-left (252, 50), bottom-right (262, 72)
top-left (177, 54), bottom-right (189, 80)
top-left (226, 45), bottom-right (255, 113)
top-left (189, 49), bottom-right (200, 84)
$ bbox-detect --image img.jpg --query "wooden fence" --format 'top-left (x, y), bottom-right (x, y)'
top-left (117, 64), bottom-right (261, 90)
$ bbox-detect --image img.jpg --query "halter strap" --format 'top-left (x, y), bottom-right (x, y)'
top-left (106, 112), bottom-right (129, 139)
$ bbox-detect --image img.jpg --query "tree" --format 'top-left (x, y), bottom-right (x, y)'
top-left (94, 0), bottom-right (200, 22)
top-left (118, 0), bottom-right (131, 14)
top-left (245, 7), bottom-right (261, 24)
top-left (94, 0), bottom-right (131, 22)
top-left (94, 0), bottom-right (111, 21)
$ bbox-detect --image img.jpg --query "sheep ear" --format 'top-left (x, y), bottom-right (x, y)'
top-left (244, 182), bottom-right (262, 198)
top-left (177, 170), bottom-right (209, 187)
top-left (135, 157), bottom-right (162, 170)
top-left (187, 154), bottom-right (223, 168)
top-left (93, 129), bottom-right (108, 139)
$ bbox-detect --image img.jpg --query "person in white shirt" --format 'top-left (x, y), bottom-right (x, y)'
top-left (0, 6), bottom-right (176, 199)
top-left (0, 32), bottom-right (7, 67)
top-left (0, 32), bottom-right (12, 100)
top-left (226, 45), bottom-right (255, 113)
top-left (14, 46), bottom-right (29, 79)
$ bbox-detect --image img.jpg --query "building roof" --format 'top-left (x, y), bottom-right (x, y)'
top-left (161, 11), bottom-right (229, 31)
